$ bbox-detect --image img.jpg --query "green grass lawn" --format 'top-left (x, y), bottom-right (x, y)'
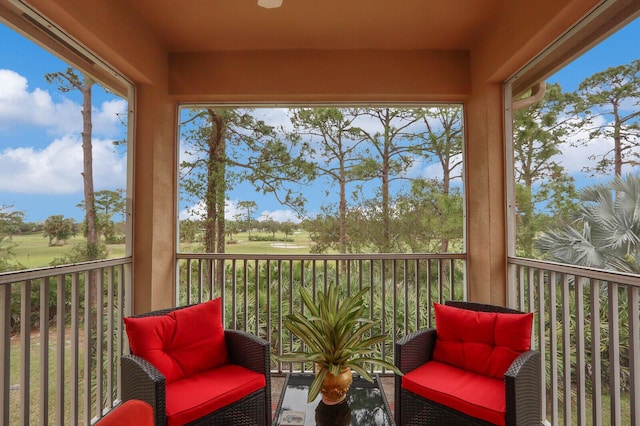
top-left (8, 230), bottom-right (315, 270)
top-left (9, 233), bottom-right (127, 269)
top-left (179, 230), bottom-right (316, 255)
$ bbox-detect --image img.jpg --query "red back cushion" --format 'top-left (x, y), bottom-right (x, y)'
top-left (432, 303), bottom-right (533, 379)
top-left (124, 299), bottom-right (229, 383)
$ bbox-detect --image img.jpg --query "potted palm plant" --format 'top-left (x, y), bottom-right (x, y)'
top-left (278, 283), bottom-right (402, 404)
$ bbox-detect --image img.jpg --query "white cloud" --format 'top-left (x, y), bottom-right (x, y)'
top-left (93, 99), bottom-right (128, 138)
top-left (0, 135), bottom-right (126, 194)
top-left (421, 162), bottom-right (444, 180)
top-left (253, 108), bottom-right (291, 131)
top-left (0, 69), bottom-right (127, 138)
top-left (179, 199), bottom-right (243, 221)
top-left (179, 199), bottom-right (302, 224)
top-left (556, 115), bottom-right (613, 175)
top-left (259, 209), bottom-right (301, 223)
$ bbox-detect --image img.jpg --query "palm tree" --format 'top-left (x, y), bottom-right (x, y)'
top-left (535, 173), bottom-right (640, 273)
top-left (535, 174), bottom-right (638, 396)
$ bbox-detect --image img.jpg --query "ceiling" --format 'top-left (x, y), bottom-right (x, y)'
top-left (123, 0), bottom-right (507, 52)
top-left (2, 0), bottom-right (639, 99)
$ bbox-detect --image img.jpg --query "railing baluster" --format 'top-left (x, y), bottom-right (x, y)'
top-left (70, 273), bottom-right (79, 423)
top-left (84, 270), bottom-right (91, 425)
top-left (426, 259), bottom-right (432, 325)
top-left (528, 268), bottom-right (535, 317)
top-left (277, 259), bottom-right (283, 372)
top-left (0, 283), bottom-right (9, 426)
top-left (106, 267), bottom-right (115, 409)
top-left (549, 271), bottom-right (559, 425)
top-left (608, 282), bottom-right (622, 425)
top-left (629, 286), bottom-right (639, 425)
top-left (436, 258), bottom-right (443, 303)
top-left (20, 279), bottom-right (31, 426)
top-left (116, 265), bottom-right (124, 401)
top-left (96, 271), bottom-right (104, 419)
top-left (231, 258), bottom-right (237, 329)
top-left (562, 273), bottom-right (572, 426)
top-left (575, 276), bottom-right (586, 426)
top-left (56, 274), bottom-right (65, 426)
top-left (266, 259), bottom-right (271, 344)
top-left (40, 277), bottom-right (50, 426)
top-left (392, 259), bottom-right (397, 367)
top-left (381, 259), bottom-right (387, 365)
top-left (322, 259), bottom-right (327, 292)
top-left (590, 279), bottom-right (602, 426)
top-left (403, 259), bottom-right (409, 336)
top-left (198, 259), bottom-right (202, 303)
top-left (448, 259), bottom-right (454, 300)
top-left (537, 269), bottom-right (546, 421)
top-left (254, 259), bottom-right (259, 337)
top-left (243, 259), bottom-right (248, 332)
top-left (519, 266), bottom-right (525, 310)
top-left (288, 259), bottom-right (294, 373)
top-left (414, 259), bottom-right (420, 330)
top-left (186, 259), bottom-right (192, 305)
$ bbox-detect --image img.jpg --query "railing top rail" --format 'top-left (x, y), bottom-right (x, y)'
top-left (176, 252), bottom-right (466, 261)
top-left (0, 256), bottom-right (132, 285)
top-left (508, 256), bottom-right (640, 288)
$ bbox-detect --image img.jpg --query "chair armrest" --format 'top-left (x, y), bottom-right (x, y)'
top-left (395, 328), bottom-right (437, 373)
top-left (394, 328), bottom-right (437, 425)
top-left (224, 329), bottom-right (272, 425)
top-left (504, 350), bottom-right (541, 426)
top-left (121, 354), bottom-right (167, 426)
top-left (225, 329), bottom-right (270, 375)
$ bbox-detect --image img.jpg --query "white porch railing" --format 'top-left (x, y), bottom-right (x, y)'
top-left (0, 258), bottom-right (132, 426)
top-left (509, 257), bottom-right (640, 426)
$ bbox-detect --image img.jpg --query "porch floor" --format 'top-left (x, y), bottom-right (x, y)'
top-left (270, 374), bottom-right (395, 420)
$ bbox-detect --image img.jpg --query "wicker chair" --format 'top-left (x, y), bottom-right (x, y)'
top-left (394, 301), bottom-right (541, 425)
top-left (121, 303), bottom-right (271, 426)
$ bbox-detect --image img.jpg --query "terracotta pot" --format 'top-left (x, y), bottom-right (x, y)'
top-left (320, 368), bottom-right (353, 405)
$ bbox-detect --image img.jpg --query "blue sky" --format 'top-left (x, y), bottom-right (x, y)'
top-left (1, 17), bottom-right (639, 224)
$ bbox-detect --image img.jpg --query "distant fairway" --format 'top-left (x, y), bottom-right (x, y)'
top-left (7, 232), bottom-right (126, 269)
top-left (7, 230), bottom-right (314, 270)
top-left (180, 230), bottom-right (314, 255)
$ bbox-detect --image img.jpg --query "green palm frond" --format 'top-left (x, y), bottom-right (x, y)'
top-left (535, 173), bottom-right (640, 273)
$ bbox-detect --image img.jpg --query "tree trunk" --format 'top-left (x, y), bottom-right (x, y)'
top-left (81, 78), bottom-right (98, 259)
top-left (613, 104), bottom-right (622, 178)
top-left (206, 109), bottom-right (227, 293)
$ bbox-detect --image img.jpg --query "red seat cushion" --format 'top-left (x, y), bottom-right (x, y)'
top-left (97, 400), bottom-right (154, 426)
top-left (124, 299), bottom-right (229, 383)
top-left (402, 361), bottom-right (506, 425)
top-left (432, 303), bottom-right (533, 379)
top-left (165, 364), bottom-right (266, 426)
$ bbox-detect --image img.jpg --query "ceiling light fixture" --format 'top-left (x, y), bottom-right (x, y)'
top-left (258, 0), bottom-right (282, 9)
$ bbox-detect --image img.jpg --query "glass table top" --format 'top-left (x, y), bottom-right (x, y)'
top-left (273, 373), bottom-right (394, 426)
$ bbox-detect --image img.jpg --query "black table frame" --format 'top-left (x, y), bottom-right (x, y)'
top-left (272, 373), bottom-right (394, 426)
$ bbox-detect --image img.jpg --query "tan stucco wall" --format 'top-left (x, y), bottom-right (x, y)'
top-left (464, 83), bottom-right (507, 305)
top-left (169, 50), bottom-right (471, 103)
top-left (133, 85), bottom-right (178, 313)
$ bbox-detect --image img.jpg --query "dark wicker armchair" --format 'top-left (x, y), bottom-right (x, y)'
top-left (394, 301), bottom-right (541, 425)
top-left (121, 302), bottom-right (271, 426)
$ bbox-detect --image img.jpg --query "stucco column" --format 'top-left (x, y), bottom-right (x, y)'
top-left (464, 82), bottom-right (507, 305)
top-left (132, 84), bottom-right (178, 313)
